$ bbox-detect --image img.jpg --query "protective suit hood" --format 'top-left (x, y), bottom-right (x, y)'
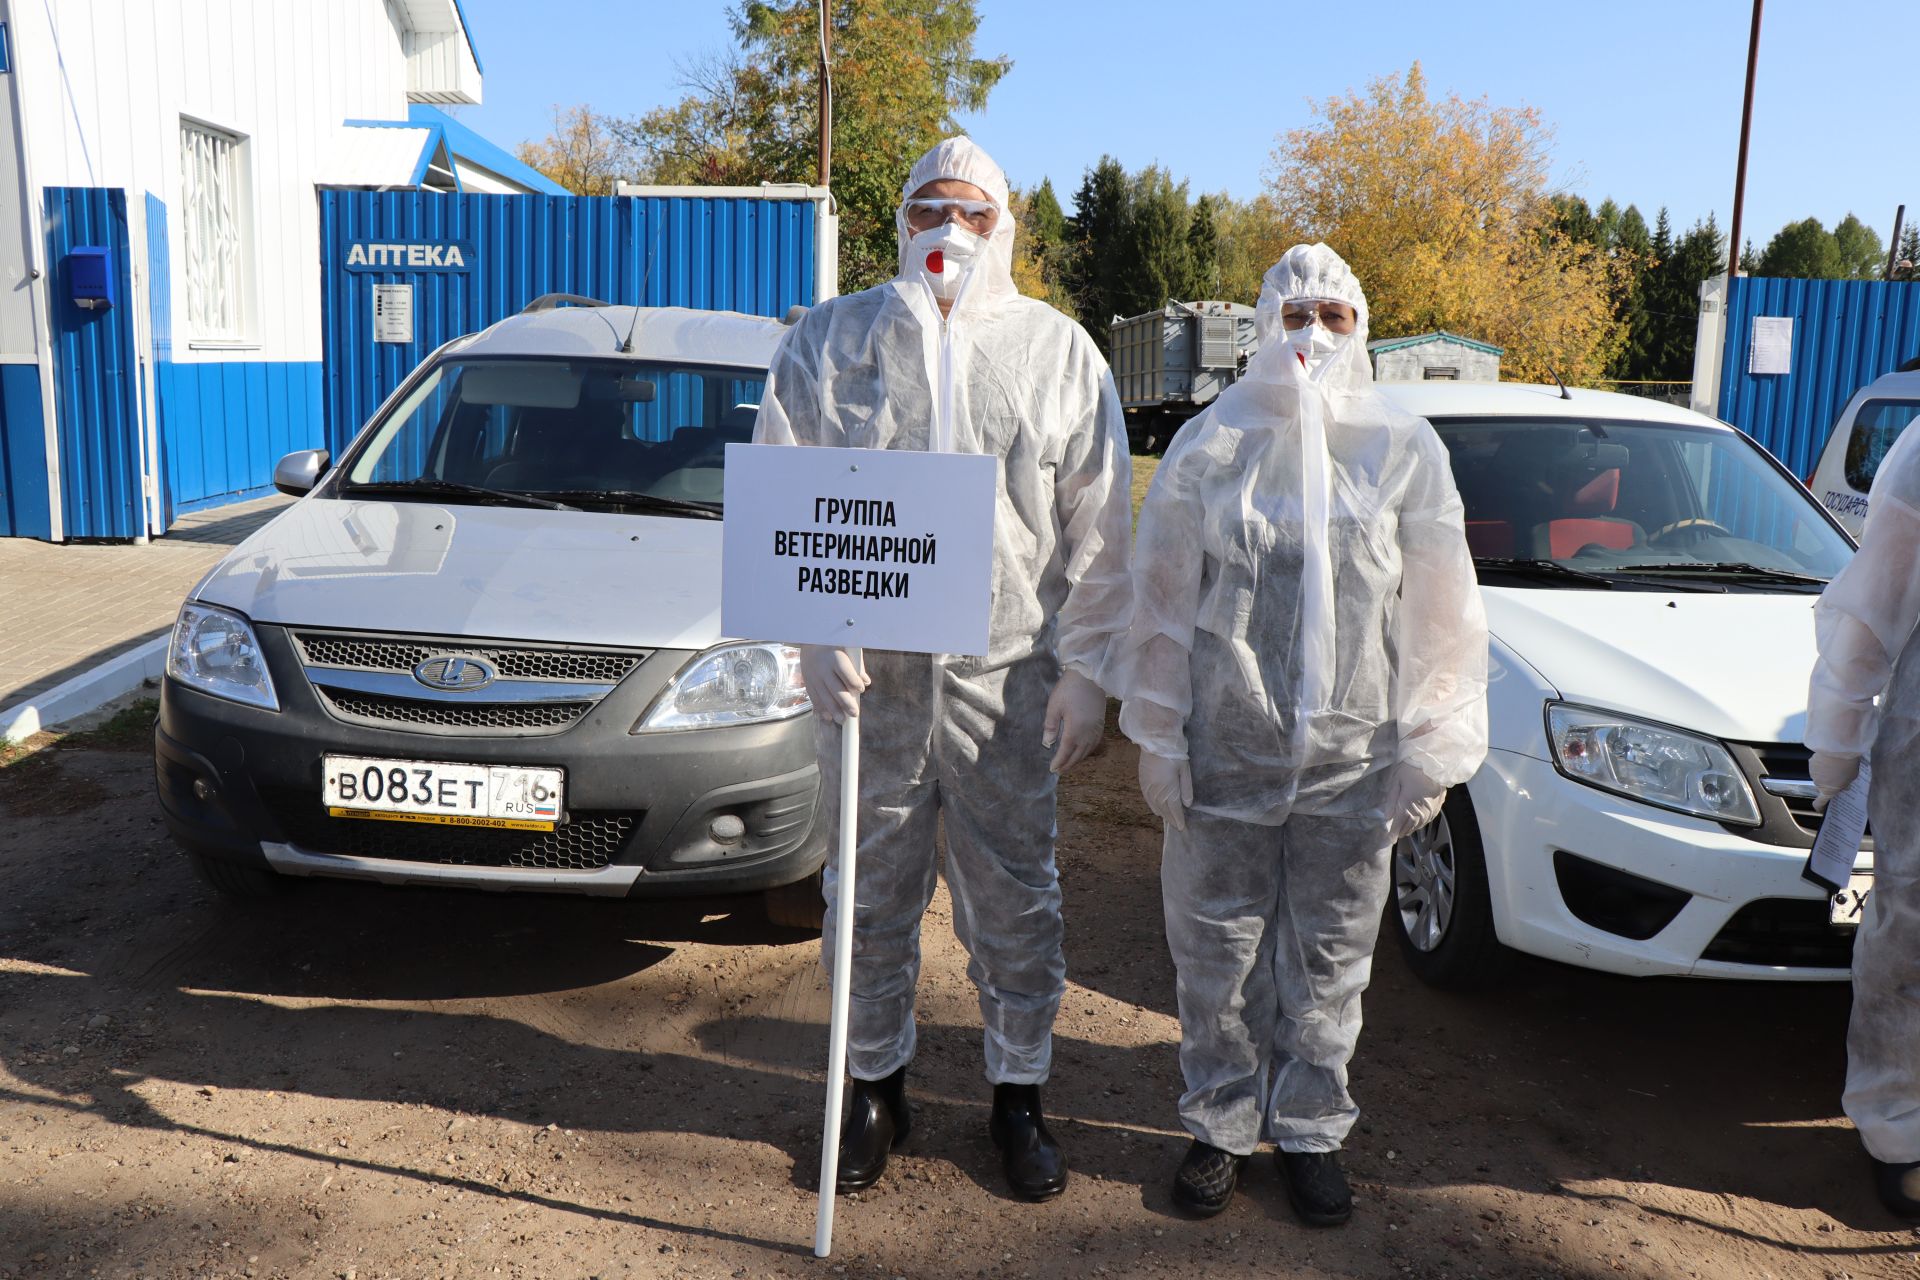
top-left (1246, 242), bottom-right (1375, 394)
top-left (894, 135), bottom-right (1020, 315)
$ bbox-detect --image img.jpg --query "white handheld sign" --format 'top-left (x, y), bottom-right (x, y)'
top-left (721, 440), bottom-right (997, 1257)
top-left (721, 443), bottom-right (997, 657)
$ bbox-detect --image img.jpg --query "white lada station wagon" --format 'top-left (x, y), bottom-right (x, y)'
top-left (155, 300), bottom-right (827, 926)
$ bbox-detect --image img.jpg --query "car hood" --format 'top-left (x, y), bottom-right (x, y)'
top-left (194, 498), bottom-right (723, 650)
top-left (1484, 586), bottom-right (1819, 744)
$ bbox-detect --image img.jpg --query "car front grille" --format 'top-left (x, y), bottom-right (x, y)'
top-left (293, 631), bottom-right (645, 683)
top-left (1750, 743), bottom-right (1823, 834)
top-left (293, 628), bottom-right (648, 735)
top-left (1701, 897), bottom-right (1857, 969)
top-left (265, 790), bottom-right (638, 870)
top-left (318, 688), bottom-right (593, 732)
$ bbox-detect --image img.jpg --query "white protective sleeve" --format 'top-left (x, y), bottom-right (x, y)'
top-left (1807, 426), bottom-right (1920, 758)
top-left (1114, 434), bottom-right (1207, 760)
top-left (1392, 426), bottom-right (1491, 787)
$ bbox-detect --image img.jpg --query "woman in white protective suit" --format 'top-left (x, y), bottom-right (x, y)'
top-left (1806, 423), bottom-right (1920, 1221)
top-left (754, 137), bottom-right (1133, 1201)
top-left (1115, 243), bottom-right (1488, 1224)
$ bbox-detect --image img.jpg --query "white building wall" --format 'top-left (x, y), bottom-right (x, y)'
top-left (0, 0), bottom-right (44, 364)
top-left (11, 0), bottom-right (415, 364)
top-left (1373, 340), bottom-right (1501, 383)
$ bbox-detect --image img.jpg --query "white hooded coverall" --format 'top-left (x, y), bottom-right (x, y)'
top-left (753, 137), bottom-right (1134, 1085)
top-left (1806, 423), bottom-right (1920, 1166)
top-left (1114, 244), bottom-right (1488, 1154)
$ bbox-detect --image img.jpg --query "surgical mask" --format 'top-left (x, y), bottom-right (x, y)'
top-left (907, 222), bottom-right (985, 302)
top-left (1281, 322), bottom-right (1349, 379)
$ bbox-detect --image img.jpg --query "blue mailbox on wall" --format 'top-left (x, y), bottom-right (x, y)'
top-left (68, 246), bottom-right (114, 310)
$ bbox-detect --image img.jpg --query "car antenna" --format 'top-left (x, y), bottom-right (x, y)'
top-left (620, 226), bottom-right (660, 354)
top-left (1548, 366), bottom-right (1572, 400)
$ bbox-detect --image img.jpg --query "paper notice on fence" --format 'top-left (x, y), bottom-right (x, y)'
top-left (1805, 756), bottom-right (1871, 894)
top-left (1750, 316), bottom-right (1793, 375)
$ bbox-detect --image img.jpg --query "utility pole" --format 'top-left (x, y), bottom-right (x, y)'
top-left (817, 1), bottom-right (832, 186)
top-left (1727, 0), bottom-right (1763, 279)
top-left (1887, 205), bottom-right (1907, 281)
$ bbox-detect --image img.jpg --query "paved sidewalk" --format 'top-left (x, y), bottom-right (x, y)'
top-left (0, 496), bottom-right (290, 715)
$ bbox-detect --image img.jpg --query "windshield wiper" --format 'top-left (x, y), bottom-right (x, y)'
top-left (1613, 561), bottom-right (1829, 586)
top-left (1473, 557), bottom-right (1615, 588)
top-left (342, 479), bottom-right (578, 511)
top-left (528, 489), bottom-right (723, 520)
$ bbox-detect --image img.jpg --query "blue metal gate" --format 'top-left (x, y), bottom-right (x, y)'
top-left (318, 190), bottom-right (820, 456)
top-left (45, 187), bottom-right (143, 539)
top-left (1717, 276), bottom-right (1920, 477)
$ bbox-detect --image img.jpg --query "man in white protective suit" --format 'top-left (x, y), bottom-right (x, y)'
top-left (1807, 421), bottom-right (1920, 1221)
top-left (753, 136), bottom-right (1133, 1200)
top-left (1114, 243), bottom-right (1488, 1225)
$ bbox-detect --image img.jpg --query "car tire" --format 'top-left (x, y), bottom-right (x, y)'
top-left (1386, 787), bottom-right (1508, 990)
top-left (188, 850), bottom-right (284, 900)
top-left (762, 866), bottom-right (825, 932)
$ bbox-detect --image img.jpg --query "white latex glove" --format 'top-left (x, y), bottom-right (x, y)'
top-left (799, 645), bottom-right (868, 726)
top-left (1810, 751), bottom-right (1863, 812)
top-left (1042, 669), bottom-right (1108, 773)
top-left (1382, 761), bottom-right (1447, 843)
top-left (1138, 752), bottom-right (1193, 832)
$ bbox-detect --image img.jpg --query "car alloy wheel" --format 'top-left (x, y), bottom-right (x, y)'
top-left (1393, 811), bottom-right (1456, 953)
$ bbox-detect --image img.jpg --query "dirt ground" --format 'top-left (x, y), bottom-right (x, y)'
top-left (1, 714), bottom-right (1915, 1280)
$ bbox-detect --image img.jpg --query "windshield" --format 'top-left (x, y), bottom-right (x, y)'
top-left (340, 357), bottom-right (766, 512)
top-left (1430, 416), bottom-right (1853, 587)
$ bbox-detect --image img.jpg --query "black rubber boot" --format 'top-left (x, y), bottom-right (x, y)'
top-left (1171, 1139), bottom-right (1246, 1217)
top-left (988, 1082), bottom-right (1068, 1200)
top-left (836, 1065), bottom-right (910, 1192)
top-left (1873, 1157), bottom-right (1920, 1221)
top-left (1277, 1150), bottom-right (1353, 1226)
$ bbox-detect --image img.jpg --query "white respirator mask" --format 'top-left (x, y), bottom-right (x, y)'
top-left (908, 222), bottom-right (986, 303)
top-left (1281, 320), bottom-right (1351, 381)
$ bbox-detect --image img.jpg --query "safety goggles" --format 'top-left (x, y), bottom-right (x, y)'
top-left (1279, 299), bottom-right (1358, 332)
top-left (903, 197), bottom-right (999, 233)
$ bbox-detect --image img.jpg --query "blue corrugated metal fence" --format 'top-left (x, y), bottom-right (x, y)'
top-left (318, 190), bottom-right (818, 456)
top-left (45, 187), bottom-right (142, 539)
top-left (1718, 276), bottom-right (1920, 477)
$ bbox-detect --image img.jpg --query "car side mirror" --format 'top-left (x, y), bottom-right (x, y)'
top-left (273, 448), bottom-right (331, 497)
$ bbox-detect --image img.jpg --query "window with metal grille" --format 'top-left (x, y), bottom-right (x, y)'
top-left (179, 120), bottom-right (250, 340)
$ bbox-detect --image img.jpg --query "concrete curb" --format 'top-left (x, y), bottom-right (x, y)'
top-left (0, 636), bottom-right (169, 744)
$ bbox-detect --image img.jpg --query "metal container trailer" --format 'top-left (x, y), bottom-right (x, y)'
top-left (1109, 300), bottom-right (1257, 450)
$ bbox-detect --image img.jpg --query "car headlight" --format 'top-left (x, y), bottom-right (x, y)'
top-left (633, 642), bottom-right (809, 732)
top-left (1546, 703), bottom-right (1759, 826)
top-left (167, 602), bottom-right (279, 711)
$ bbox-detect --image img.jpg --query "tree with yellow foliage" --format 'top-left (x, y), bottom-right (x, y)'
top-left (515, 106), bottom-right (636, 196)
top-left (1266, 65), bottom-right (1624, 384)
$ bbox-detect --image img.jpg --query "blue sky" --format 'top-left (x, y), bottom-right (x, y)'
top-left (455, 0), bottom-right (1915, 255)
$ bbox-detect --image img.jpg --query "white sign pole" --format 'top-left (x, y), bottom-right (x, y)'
top-left (813, 676), bottom-right (861, 1258)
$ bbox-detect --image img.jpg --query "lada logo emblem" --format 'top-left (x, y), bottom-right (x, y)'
top-left (413, 655), bottom-right (496, 692)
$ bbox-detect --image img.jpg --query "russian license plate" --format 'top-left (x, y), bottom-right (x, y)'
top-left (322, 755), bottom-right (564, 831)
top-left (1830, 872), bottom-right (1873, 927)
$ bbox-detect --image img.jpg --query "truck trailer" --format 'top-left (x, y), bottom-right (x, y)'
top-left (1109, 300), bottom-right (1259, 451)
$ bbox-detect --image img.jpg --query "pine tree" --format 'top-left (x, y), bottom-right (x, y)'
top-left (1187, 194), bottom-right (1220, 298)
top-left (1065, 157), bottom-right (1130, 347)
top-left (1117, 165), bottom-right (1195, 318)
top-left (1897, 225), bottom-right (1920, 280)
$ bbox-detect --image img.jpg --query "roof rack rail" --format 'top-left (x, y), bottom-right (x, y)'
top-left (521, 293), bottom-right (613, 314)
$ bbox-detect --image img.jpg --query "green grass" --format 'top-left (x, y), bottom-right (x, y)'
top-left (1130, 453), bottom-right (1159, 523)
top-left (65, 698), bottom-right (160, 751)
top-left (0, 697), bottom-right (157, 770)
